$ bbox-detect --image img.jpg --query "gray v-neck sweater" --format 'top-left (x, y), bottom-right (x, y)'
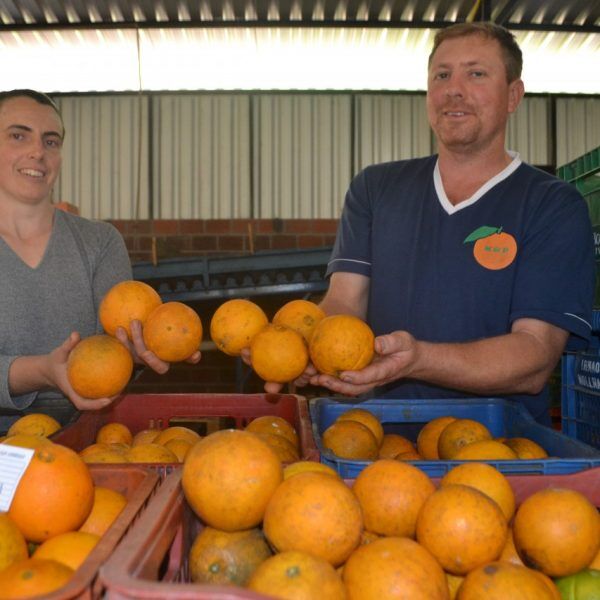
top-left (0, 209), bottom-right (132, 411)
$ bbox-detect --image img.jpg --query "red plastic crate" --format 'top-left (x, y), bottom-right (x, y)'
top-left (40, 464), bottom-right (160, 600)
top-left (51, 393), bottom-right (319, 471)
top-left (100, 467), bottom-right (600, 600)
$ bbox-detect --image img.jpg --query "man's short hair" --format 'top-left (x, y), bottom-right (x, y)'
top-left (0, 89), bottom-right (64, 133)
top-left (428, 22), bottom-right (523, 83)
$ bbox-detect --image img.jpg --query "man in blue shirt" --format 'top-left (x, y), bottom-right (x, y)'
top-left (270, 22), bottom-right (595, 424)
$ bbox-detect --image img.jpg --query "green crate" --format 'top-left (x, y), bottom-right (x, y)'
top-left (558, 147), bottom-right (600, 307)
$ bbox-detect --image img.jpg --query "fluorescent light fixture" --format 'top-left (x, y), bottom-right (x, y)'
top-left (0, 27), bottom-right (597, 94)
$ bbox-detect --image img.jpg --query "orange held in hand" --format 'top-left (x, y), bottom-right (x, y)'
top-left (210, 298), bottom-right (268, 356)
top-left (309, 314), bottom-right (375, 377)
top-left (143, 301), bottom-right (203, 362)
top-left (250, 323), bottom-right (309, 383)
top-left (99, 280), bottom-right (162, 339)
top-left (272, 299), bottom-right (326, 343)
top-left (67, 334), bottom-right (134, 399)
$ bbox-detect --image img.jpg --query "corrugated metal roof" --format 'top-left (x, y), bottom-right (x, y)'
top-left (0, 0), bottom-right (598, 31)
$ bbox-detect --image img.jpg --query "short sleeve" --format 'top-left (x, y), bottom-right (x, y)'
top-left (510, 184), bottom-right (594, 350)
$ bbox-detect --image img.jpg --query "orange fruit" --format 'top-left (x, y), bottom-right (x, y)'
top-left (99, 280), bottom-right (162, 339)
top-left (416, 484), bottom-right (508, 575)
top-left (96, 422), bottom-right (133, 446)
top-left (2, 433), bottom-right (52, 449)
top-left (67, 334), bottom-right (133, 399)
top-left (143, 301), bottom-right (203, 362)
top-left (446, 573), bottom-right (464, 599)
top-left (250, 323), bottom-right (309, 383)
top-left (337, 408), bottom-right (384, 447)
top-left (457, 561), bottom-right (559, 599)
top-left (164, 438), bottom-right (193, 462)
top-left (395, 449), bottom-right (423, 460)
top-left (263, 471), bottom-right (363, 566)
top-left (352, 459), bottom-right (435, 537)
top-left (378, 433), bottom-right (415, 459)
top-left (153, 425), bottom-right (201, 447)
top-left (210, 298), bottom-right (268, 356)
top-left (283, 461), bottom-right (340, 480)
top-left (498, 527), bottom-right (524, 566)
top-left (343, 536), bottom-right (449, 599)
top-left (247, 550), bottom-right (346, 599)
top-left (125, 443), bottom-right (179, 463)
top-left (33, 531), bottom-right (99, 571)
top-left (79, 486), bottom-right (127, 537)
top-left (416, 416), bottom-right (457, 459)
top-left (0, 513), bottom-right (28, 573)
top-left (513, 487), bottom-right (600, 577)
top-left (131, 428), bottom-right (160, 446)
top-left (441, 462), bottom-right (516, 522)
top-left (182, 429), bottom-right (282, 531)
top-left (189, 526), bottom-right (272, 585)
top-left (452, 440), bottom-right (518, 461)
top-left (322, 419), bottom-right (379, 460)
top-left (7, 413), bottom-right (61, 438)
top-left (272, 299), bottom-right (326, 343)
top-left (9, 443), bottom-right (95, 543)
top-left (79, 444), bottom-right (129, 464)
top-left (245, 415), bottom-right (299, 450)
top-left (253, 432), bottom-right (300, 463)
top-left (0, 558), bottom-right (74, 598)
top-left (437, 418), bottom-right (492, 459)
top-left (502, 437), bottom-right (548, 459)
top-left (309, 314), bottom-right (375, 376)
top-left (590, 546), bottom-right (600, 569)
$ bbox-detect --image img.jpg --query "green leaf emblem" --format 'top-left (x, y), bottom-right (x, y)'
top-left (463, 226), bottom-right (502, 244)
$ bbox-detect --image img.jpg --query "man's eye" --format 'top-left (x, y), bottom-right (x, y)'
top-left (46, 139), bottom-right (62, 148)
top-left (470, 70), bottom-right (485, 78)
top-left (435, 72), bottom-right (449, 80)
top-left (10, 132), bottom-right (24, 140)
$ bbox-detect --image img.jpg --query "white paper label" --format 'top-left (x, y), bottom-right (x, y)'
top-left (0, 445), bottom-right (34, 511)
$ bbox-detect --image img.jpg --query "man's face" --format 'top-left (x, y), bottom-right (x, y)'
top-left (426, 34), bottom-right (523, 154)
top-left (0, 96), bottom-right (64, 206)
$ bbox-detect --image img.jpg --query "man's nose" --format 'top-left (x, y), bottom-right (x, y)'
top-left (444, 74), bottom-right (465, 97)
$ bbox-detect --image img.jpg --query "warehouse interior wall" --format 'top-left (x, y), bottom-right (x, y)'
top-left (51, 92), bottom-right (600, 263)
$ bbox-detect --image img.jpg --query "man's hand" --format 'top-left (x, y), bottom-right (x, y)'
top-left (114, 320), bottom-right (202, 375)
top-left (308, 331), bottom-right (419, 395)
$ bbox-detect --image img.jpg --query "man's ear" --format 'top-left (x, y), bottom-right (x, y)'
top-left (508, 78), bottom-right (525, 114)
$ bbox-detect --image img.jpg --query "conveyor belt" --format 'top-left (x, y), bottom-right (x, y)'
top-left (132, 247), bottom-right (332, 303)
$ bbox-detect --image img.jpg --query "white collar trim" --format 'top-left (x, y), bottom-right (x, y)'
top-left (434, 150), bottom-right (522, 215)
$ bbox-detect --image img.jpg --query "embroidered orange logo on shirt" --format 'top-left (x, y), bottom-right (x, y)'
top-left (464, 226), bottom-right (517, 270)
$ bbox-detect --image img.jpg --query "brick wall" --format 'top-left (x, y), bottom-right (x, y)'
top-left (109, 218), bottom-right (339, 263)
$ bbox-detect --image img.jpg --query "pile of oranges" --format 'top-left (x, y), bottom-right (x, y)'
top-left (322, 408), bottom-right (549, 462)
top-left (68, 280), bottom-right (203, 399)
top-left (210, 297), bottom-right (375, 384)
top-left (177, 423), bottom-right (600, 599)
top-left (0, 417), bottom-right (129, 597)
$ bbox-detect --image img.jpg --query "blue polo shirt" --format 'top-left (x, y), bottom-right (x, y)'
top-left (327, 154), bottom-right (595, 422)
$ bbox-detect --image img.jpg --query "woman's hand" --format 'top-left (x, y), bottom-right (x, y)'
top-left (114, 320), bottom-right (202, 375)
top-left (45, 332), bottom-right (117, 410)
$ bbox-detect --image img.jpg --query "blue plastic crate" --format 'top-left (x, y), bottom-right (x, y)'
top-left (562, 350), bottom-right (600, 449)
top-left (310, 397), bottom-right (600, 478)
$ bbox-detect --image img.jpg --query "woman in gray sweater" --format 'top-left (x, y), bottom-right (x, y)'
top-left (0, 89), bottom-right (133, 428)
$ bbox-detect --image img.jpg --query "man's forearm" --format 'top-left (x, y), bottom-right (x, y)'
top-left (411, 330), bottom-right (563, 396)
